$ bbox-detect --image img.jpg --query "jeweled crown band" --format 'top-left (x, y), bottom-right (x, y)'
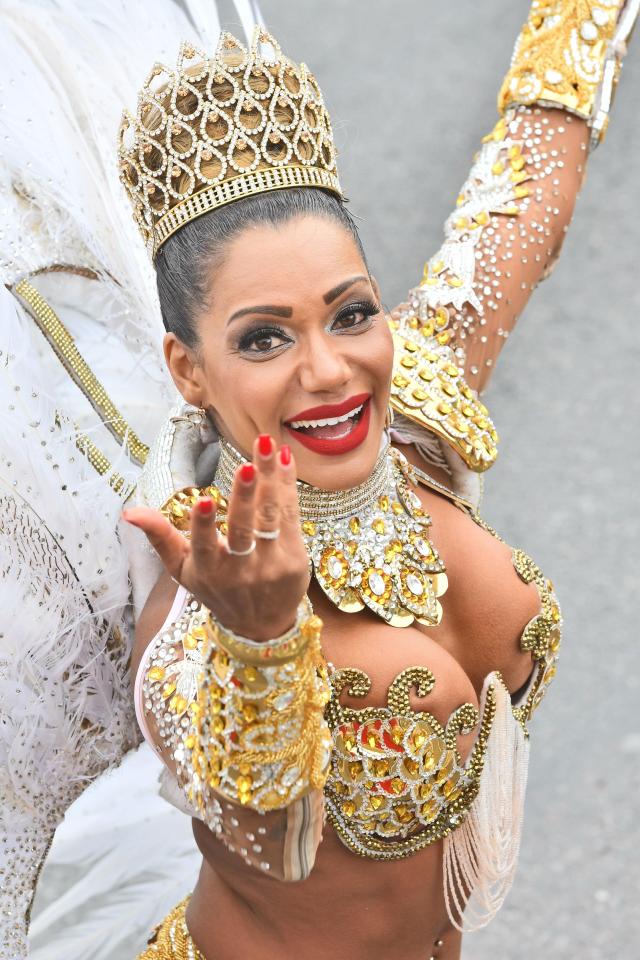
top-left (154, 164), bottom-right (341, 256)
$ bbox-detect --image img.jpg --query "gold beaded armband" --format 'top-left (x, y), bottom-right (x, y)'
top-left (498, 0), bottom-right (638, 148)
top-left (143, 596), bottom-right (333, 819)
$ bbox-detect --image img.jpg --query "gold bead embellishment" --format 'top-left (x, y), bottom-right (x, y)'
top-left (13, 279), bottom-right (149, 470)
top-left (118, 28), bottom-right (342, 257)
top-left (143, 596), bottom-right (332, 817)
top-left (468, 515), bottom-right (564, 735)
top-left (322, 665), bottom-right (501, 859)
top-left (510, 547), bottom-right (563, 730)
top-left (137, 897), bottom-right (204, 960)
top-left (389, 314), bottom-right (499, 472)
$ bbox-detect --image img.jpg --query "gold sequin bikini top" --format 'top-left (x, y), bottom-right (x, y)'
top-left (321, 542), bottom-right (561, 859)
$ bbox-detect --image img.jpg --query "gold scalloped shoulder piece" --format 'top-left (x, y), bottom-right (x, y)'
top-left (322, 664), bottom-right (502, 860)
top-left (388, 314), bottom-right (499, 473)
top-left (510, 547), bottom-right (563, 731)
top-left (468, 514), bottom-right (564, 734)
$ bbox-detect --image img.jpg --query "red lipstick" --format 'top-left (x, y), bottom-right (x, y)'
top-left (286, 392), bottom-right (371, 424)
top-left (284, 393), bottom-right (372, 456)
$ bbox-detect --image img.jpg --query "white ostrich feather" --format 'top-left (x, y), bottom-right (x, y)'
top-left (0, 285), bottom-right (140, 957)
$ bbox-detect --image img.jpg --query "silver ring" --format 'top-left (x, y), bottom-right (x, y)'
top-left (225, 539), bottom-right (257, 557)
top-left (253, 528), bottom-right (281, 540)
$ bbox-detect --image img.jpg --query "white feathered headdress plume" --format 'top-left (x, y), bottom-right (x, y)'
top-left (0, 2), bottom-right (263, 956)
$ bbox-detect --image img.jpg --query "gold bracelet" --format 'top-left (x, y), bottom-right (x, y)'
top-left (206, 597), bottom-right (319, 665)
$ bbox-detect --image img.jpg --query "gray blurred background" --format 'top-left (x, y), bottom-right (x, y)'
top-left (33, 1), bottom-right (640, 958)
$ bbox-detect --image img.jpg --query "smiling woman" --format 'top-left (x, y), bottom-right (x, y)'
top-left (1, 2), bottom-right (637, 960)
top-left (159, 207), bottom-right (392, 489)
top-left (117, 9), bottom-right (636, 958)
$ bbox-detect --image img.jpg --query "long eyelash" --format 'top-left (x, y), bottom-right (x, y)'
top-left (334, 299), bottom-right (381, 323)
top-left (236, 323), bottom-right (289, 352)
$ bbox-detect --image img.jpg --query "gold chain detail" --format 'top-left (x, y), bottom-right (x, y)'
top-left (13, 278), bottom-right (149, 466)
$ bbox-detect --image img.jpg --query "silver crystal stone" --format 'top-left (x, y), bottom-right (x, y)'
top-left (406, 574), bottom-right (424, 597)
top-left (368, 571), bottom-right (386, 596)
top-left (414, 536), bottom-right (431, 556)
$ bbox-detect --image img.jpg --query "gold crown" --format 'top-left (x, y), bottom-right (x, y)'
top-left (118, 28), bottom-right (343, 258)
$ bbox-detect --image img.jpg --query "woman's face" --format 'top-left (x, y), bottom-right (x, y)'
top-left (165, 214), bottom-right (393, 490)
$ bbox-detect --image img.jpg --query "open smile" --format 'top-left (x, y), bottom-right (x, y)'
top-left (284, 393), bottom-right (372, 456)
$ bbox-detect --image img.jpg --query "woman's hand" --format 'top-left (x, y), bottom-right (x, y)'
top-left (123, 435), bottom-right (309, 642)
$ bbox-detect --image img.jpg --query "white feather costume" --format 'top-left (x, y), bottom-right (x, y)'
top-left (0, 2), bottom-right (263, 957)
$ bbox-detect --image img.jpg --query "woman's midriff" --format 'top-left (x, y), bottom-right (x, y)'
top-left (187, 821), bottom-right (461, 960)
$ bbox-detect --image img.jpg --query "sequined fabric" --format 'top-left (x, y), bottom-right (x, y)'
top-left (322, 543), bottom-right (562, 860)
top-left (390, 106), bottom-right (589, 396)
top-left (137, 898), bottom-right (204, 960)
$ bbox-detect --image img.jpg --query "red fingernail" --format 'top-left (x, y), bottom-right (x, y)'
top-left (280, 445), bottom-right (291, 466)
top-left (258, 434), bottom-right (272, 457)
top-left (198, 497), bottom-right (214, 516)
top-left (240, 463), bottom-right (256, 483)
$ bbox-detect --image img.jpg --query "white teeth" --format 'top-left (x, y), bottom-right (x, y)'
top-left (289, 403), bottom-right (364, 430)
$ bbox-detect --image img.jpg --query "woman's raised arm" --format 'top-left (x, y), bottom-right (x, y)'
top-left (390, 0), bottom-right (635, 395)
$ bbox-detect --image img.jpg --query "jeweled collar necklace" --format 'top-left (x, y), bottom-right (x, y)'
top-left (214, 438), bottom-right (448, 628)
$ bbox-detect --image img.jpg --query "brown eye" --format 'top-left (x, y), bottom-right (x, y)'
top-left (331, 301), bottom-right (379, 333)
top-left (237, 325), bottom-right (292, 357)
top-left (333, 310), bottom-right (362, 330)
top-left (253, 334), bottom-right (275, 351)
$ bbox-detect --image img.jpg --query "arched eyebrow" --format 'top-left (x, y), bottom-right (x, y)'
top-left (323, 275), bottom-right (369, 304)
top-left (226, 275), bottom-right (370, 326)
top-left (227, 305), bottom-right (293, 326)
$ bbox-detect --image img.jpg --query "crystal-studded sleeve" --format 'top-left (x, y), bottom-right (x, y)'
top-left (393, 107), bottom-right (588, 397)
top-left (392, 0), bottom-right (637, 397)
top-left (140, 594), bottom-right (333, 879)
